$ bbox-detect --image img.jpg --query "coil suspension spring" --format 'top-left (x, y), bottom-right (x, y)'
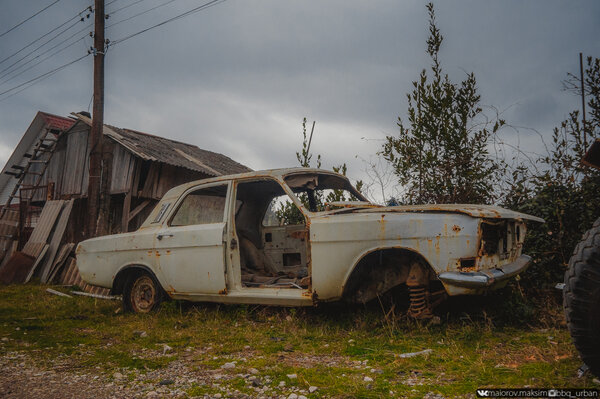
top-left (408, 285), bottom-right (433, 319)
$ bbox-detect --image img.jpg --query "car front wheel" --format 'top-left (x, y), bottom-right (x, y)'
top-left (123, 272), bottom-right (162, 313)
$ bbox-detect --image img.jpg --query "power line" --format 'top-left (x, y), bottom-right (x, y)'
top-left (110, 0), bottom-right (226, 46)
top-left (0, 5), bottom-right (92, 66)
top-left (0, 0), bottom-right (63, 39)
top-left (0, 23), bottom-right (93, 82)
top-left (106, 0), bottom-right (181, 30)
top-left (109, 0), bottom-right (152, 16)
top-left (0, 36), bottom-right (87, 86)
top-left (0, 18), bottom-right (88, 79)
top-left (0, 53), bottom-right (90, 100)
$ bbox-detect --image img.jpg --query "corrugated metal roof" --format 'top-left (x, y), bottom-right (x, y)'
top-left (72, 113), bottom-right (251, 177)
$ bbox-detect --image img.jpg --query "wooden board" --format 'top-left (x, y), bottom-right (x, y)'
top-left (46, 146), bottom-right (65, 197)
top-left (110, 145), bottom-right (135, 194)
top-left (21, 242), bottom-right (46, 259)
top-left (47, 243), bottom-right (75, 283)
top-left (40, 200), bottom-right (73, 283)
top-left (23, 200), bottom-right (64, 255)
top-left (0, 209), bottom-right (18, 264)
top-left (60, 128), bottom-right (88, 195)
top-left (24, 244), bottom-right (49, 283)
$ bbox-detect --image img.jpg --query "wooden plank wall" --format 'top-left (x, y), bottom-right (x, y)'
top-left (45, 145), bottom-right (65, 198)
top-left (110, 145), bottom-right (135, 194)
top-left (61, 126), bottom-right (89, 196)
top-left (22, 123), bottom-right (210, 209)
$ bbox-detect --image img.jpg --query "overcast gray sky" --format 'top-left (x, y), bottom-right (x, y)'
top-left (0, 0), bottom-right (599, 201)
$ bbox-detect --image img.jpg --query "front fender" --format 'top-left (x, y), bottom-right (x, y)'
top-left (339, 245), bottom-right (433, 297)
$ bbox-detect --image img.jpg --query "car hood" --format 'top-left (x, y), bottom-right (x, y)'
top-left (317, 203), bottom-right (545, 223)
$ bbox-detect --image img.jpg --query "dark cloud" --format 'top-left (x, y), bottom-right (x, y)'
top-left (1, 0), bottom-right (599, 199)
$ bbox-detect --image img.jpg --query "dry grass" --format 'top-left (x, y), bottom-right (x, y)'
top-left (0, 284), bottom-right (597, 398)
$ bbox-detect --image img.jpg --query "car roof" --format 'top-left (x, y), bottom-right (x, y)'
top-left (180, 167), bottom-right (345, 187)
top-left (140, 168), bottom-right (350, 228)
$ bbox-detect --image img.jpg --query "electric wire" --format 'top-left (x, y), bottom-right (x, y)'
top-left (0, 0), bottom-right (63, 39)
top-left (0, 35), bottom-right (88, 86)
top-left (106, 0), bottom-right (181, 30)
top-left (108, 0), bottom-right (152, 16)
top-left (0, 53), bottom-right (90, 101)
top-left (0, 23), bottom-right (93, 82)
top-left (110, 0), bottom-right (226, 46)
top-left (105, 0), bottom-right (124, 6)
top-left (0, 5), bottom-right (92, 66)
top-left (1, 0), bottom-right (226, 102)
top-left (0, 18), bottom-right (85, 78)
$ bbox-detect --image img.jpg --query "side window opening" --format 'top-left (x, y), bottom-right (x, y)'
top-left (170, 184), bottom-right (228, 226)
top-left (263, 194), bottom-right (305, 227)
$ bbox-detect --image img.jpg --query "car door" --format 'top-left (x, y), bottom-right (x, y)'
top-left (155, 182), bottom-right (230, 294)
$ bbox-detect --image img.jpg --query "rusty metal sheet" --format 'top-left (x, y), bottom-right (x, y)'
top-left (355, 204), bottom-right (545, 223)
top-left (0, 251), bottom-right (35, 284)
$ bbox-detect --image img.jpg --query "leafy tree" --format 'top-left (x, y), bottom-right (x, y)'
top-left (274, 118), bottom-right (363, 225)
top-left (382, 3), bottom-right (504, 205)
top-left (508, 58), bottom-right (600, 288)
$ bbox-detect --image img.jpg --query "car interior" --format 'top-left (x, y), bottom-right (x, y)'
top-left (235, 179), bottom-right (310, 289)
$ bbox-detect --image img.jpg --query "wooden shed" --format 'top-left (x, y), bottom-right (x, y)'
top-left (0, 111), bottom-right (251, 274)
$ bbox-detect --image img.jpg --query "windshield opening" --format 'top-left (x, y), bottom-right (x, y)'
top-left (283, 173), bottom-right (368, 212)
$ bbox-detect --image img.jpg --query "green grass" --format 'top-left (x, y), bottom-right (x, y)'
top-left (0, 285), bottom-right (597, 398)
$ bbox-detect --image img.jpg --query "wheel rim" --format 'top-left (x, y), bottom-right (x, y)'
top-left (130, 275), bottom-right (157, 313)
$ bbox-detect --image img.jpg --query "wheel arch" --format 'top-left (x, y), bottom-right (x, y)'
top-left (111, 263), bottom-right (166, 296)
top-left (341, 246), bottom-right (439, 303)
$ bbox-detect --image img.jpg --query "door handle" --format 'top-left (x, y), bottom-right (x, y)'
top-left (157, 233), bottom-right (174, 240)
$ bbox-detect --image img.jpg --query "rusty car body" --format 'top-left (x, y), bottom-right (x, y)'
top-left (76, 168), bottom-right (544, 315)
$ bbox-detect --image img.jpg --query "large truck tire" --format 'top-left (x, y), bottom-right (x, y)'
top-left (564, 217), bottom-right (600, 377)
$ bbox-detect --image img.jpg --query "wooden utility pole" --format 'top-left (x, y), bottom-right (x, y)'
top-left (87, 0), bottom-right (105, 237)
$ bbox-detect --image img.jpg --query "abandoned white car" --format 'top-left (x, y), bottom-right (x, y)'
top-left (76, 168), bottom-right (544, 317)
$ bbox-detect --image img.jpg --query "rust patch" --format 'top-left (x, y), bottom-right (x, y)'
top-left (218, 288), bottom-right (227, 295)
top-left (458, 257), bottom-right (477, 272)
top-left (379, 215), bottom-right (386, 239)
top-left (452, 225), bottom-right (462, 233)
top-left (289, 230), bottom-right (308, 241)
